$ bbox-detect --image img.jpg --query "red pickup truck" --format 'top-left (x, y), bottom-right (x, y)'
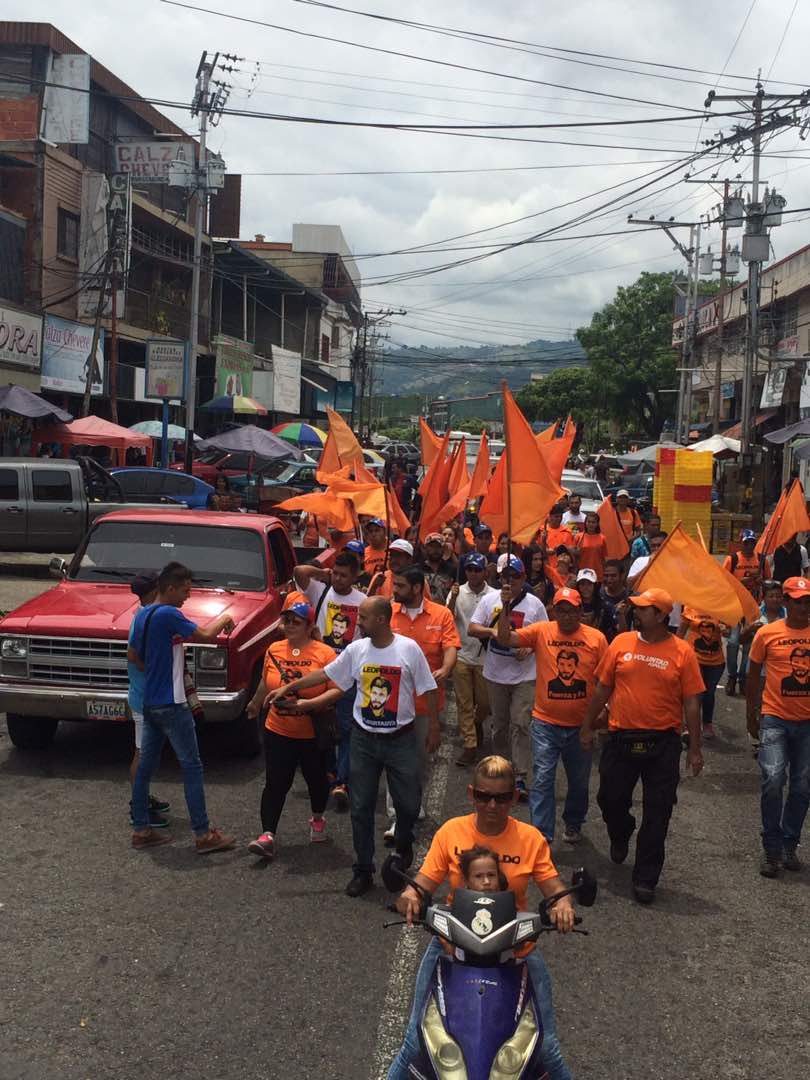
top-left (0, 509), bottom-right (316, 755)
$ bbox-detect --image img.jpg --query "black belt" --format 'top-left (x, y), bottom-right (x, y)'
top-left (353, 720), bottom-right (414, 739)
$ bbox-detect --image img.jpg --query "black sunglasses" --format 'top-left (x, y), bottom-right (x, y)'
top-left (472, 788), bottom-right (513, 805)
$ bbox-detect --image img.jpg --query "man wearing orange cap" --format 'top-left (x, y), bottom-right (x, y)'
top-left (580, 588), bottom-right (704, 904)
top-left (747, 576), bottom-right (810, 877)
top-left (497, 585), bottom-right (607, 845)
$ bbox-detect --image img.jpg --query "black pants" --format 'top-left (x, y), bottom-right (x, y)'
top-left (597, 732), bottom-right (681, 888)
top-left (261, 728), bottom-right (330, 834)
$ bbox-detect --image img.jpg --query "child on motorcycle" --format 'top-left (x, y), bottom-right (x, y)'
top-left (460, 845), bottom-right (509, 892)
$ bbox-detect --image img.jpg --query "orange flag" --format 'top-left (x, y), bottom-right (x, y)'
top-left (316, 429), bottom-right (341, 482)
top-left (418, 431), bottom-right (455, 540)
top-left (419, 417), bottom-right (443, 470)
top-left (597, 495), bottom-right (630, 559)
top-left (478, 449), bottom-right (507, 537)
top-left (468, 433), bottom-right (491, 500)
top-left (535, 420), bottom-right (559, 444)
top-left (275, 490), bottom-right (355, 533)
top-left (502, 385), bottom-right (564, 545)
top-left (756, 479), bottom-right (810, 556)
top-left (325, 405), bottom-right (363, 465)
top-left (538, 416), bottom-right (576, 486)
top-left (448, 437), bottom-right (470, 494)
top-left (635, 522), bottom-right (760, 625)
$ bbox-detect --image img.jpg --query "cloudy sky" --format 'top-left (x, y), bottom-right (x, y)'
top-left (11, 0), bottom-right (810, 351)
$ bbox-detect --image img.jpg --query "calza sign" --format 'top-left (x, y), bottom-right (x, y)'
top-left (42, 315), bottom-right (104, 395)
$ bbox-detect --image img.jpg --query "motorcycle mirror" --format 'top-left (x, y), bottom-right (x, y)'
top-left (381, 853), bottom-right (413, 893)
top-left (572, 867), bottom-right (598, 907)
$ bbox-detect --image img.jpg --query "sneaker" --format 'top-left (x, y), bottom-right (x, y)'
top-left (783, 848), bottom-right (801, 872)
top-left (345, 872), bottom-right (374, 898)
top-left (633, 883), bottom-right (655, 905)
top-left (149, 794), bottom-right (171, 813)
top-left (248, 832), bottom-right (275, 859)
top-left (455, 747), bottom-right (477, 767)
top-left (725, 677), bottom-right (736, 697)
top-left (515, 778), bottom-right (529, 802)
top-left (195, 827), bottom-right (236, 855)
top-left (702, 723), bottom-right (716, 741)
top-left (563, 826), bottom-right (582, 845)
top-left (384, 820), bottom-right (397, 847)
top-left (309, 816), bottom-right (327, 843)
top-left (760, 851), bottom-right (782, 878)
top-left (132, 829), bottom-right (173, 851)
top-left (610, 838), bottom-right (629, 864)
top-left (332, 784), bottom-right (349, 812)
top-left (129, 808), bottom-right (170, 829)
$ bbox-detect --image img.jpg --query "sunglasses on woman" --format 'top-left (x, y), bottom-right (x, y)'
top-left (472, 788), bottom-right (514, 804)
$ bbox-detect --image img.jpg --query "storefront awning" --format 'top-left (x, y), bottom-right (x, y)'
top-left (722, 409), bottom-right (777, 440)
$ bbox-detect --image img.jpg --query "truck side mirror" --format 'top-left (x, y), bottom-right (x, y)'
top-left (49, 557), bottom-right (67, 579)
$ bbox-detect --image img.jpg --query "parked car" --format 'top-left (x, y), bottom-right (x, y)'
top-left (381, 441), bottom-right (420, 468)
top-left (178, 447), bottom-right (276, 485)
top-left (560, 470), bottom-right (605, 514)
top-left (242, 460), bottom-right (322, 513)
top-left (604, 473), bottom-right (654, 511)
top-left (0, 458), bottom-right (185, 554)
top-left (110, 467), bottom-right (214, 510)
top-left (0, 509), bottom-right (327, 755)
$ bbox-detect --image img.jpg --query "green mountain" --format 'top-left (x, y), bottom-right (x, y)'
top-left (378, 338), bottom-right (586, 397)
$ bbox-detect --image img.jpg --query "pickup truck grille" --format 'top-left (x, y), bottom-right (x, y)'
top-left (28, 637), bottom-right (129, 689)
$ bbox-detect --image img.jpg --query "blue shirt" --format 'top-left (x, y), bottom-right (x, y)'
top-left (127, 606), bottom-right (149, 713)
top-left (630, 535), bottom-right (651, 560)
top-left (131, 604), bottom-right (197, 708)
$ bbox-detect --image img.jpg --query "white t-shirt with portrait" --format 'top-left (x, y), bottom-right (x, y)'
top-left (324, 633), bottom-right (437, 732)
top-left (470, 590), bottom-right (548, 685)
top-left (304, 580), bottom-right (366, 653)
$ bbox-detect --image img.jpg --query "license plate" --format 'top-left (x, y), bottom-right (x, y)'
top-left (86, 700), bottom-right (128, 722)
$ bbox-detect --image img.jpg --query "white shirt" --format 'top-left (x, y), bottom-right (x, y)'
top-left (562, 510), bottom-right (586, 529)
top-left (449, 582), bottom-right (497, 666)
top-left (324, 634), bottom-right (437, 732)
top-left (470, 590), bottom-right (548, 684)
top-left (304, 580), bottom-right (366, 653)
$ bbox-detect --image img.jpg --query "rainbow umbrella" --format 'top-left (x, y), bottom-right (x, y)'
top-left (271, 421), bottom-right (327, 447)
top-left (199, 395), bottom-right (268, 415)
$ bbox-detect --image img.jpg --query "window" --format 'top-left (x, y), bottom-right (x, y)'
top-left (32, 469), bottom-right (73, 502)
top-left (266, 526), bottom-right (294, 587)
top-left (0, 468), bottom-right (19, 501)
top-left (321, 333), bottom-right (331, 366)
top-left (57, 208), bottom-right (80, 260)
top-left (331, 324), bottom-right (340, 349)
top-left (164, 475), bottom-right (196, 496)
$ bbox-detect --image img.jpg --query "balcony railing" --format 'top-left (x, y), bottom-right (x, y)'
top-left (125, 286), bottom-right (209, 345)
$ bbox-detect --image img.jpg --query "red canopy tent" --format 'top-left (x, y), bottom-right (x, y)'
top-left (31, 415), bottom-right (153, 466)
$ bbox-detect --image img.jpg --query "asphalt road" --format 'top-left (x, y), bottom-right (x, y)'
top-left (1, 561), bottom-right (809, 1080)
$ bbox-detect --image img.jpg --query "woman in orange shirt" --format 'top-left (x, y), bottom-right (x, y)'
top-left (574, 512), bottom-right (609, 580)
top-left (245, 597), bottom-right (343, 859)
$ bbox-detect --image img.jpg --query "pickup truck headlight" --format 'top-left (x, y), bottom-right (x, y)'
top-left (197, 648), bottom-right (227, 671)
top-left (1, 637), bottom-right (29, 660)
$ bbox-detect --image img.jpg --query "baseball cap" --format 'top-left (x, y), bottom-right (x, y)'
top-left (344, 539), bottom-right (366, 555)
top-left (629, 587), bottom-right (674, 615)
top-left (131, 571), bottom-right (159, 599)
top-left (617, 488), bottom-right (630, 498)
top-left (496, 553), bottom-right (525, 575)
top-left (464, 553), bottom-right (487, 571)
top-left (389, 538), bottom-right (414, 557)
top-left (782, 576), bottom-right (810, 599)
top-left (366, 518), bottom-right (386, 529)
top-left (425, 532), bottom-right (443, 544)
top-left (739, 528), bottom-right (757, 542)
top-left (552, 586), bottom-right (582, 607)
top-left (475, 523), bottom-right (493, 536)
top-left (576, 568), bottom-right (598, 584)
top-left (282, 591), bottom-right (315, 622)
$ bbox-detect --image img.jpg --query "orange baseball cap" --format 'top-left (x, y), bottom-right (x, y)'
top-left (629, 588), bottom-right (674, 615)
top-left (782, 576), bottom-right (810, 599)
top-left (552, 586), bottom-right (582, 607)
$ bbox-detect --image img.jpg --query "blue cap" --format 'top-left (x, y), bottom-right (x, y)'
top-left (367, 518), bottom-right (385, 529)
top-left (345, 539), bottom-right (366, 554)
top-left (464, 553), bottom-right (487, 571)
top-left (740, 529), bottom-right (757, 542)
top-left (475, 523), bottom-right (493, 536)
top-left (283, 601), bottom-right (315, 623)
top-left (501, 554), bottom-right (525, 575)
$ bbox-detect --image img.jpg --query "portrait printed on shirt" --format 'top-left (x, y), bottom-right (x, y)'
top-left (359, 664), bottom-right (402, 728)
top-left (322, 600), bottom-right (358, 651)
top-left (693, 622), bottom-right (722, 663)
top-left (547, 647), bottom-right (587, 700)
top-left (490, 606), bottom-right (526, 656)
top-left (781, 645), bottom-right (810, 697)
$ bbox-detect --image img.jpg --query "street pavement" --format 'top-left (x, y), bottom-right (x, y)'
top-left (1, 562), bottom-right (809, 1080)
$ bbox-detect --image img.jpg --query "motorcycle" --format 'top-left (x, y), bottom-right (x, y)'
top-left (382, 861), bottom-right (597, 1080)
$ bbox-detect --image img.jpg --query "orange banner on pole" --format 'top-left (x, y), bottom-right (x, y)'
top-left (502, 386), bottom-right (564, 545)
top-left (419, 417), bottom-right (443, 469)
top-left (538, 416), bottom-right (575, 486)
top-left (478, 449), bottom-right (507, 537)
top-left (468, 432), bottom-right (491, 500)
top-left (418, 431), bottom-right (455, 540)
top-left (756, 479), bottom-right (810, 556)
top-left (275, 491), bottom-right (355, 533)
top-left (326, 405), bottom-right (363, 465)
top-left (535, 420), bottom-right (559, 444)
top-left (597, 495), bottom-right (630, 560)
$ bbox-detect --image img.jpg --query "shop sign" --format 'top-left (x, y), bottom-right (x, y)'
top-left (112, 141), bottom-right (195, 182)
top-left (214, 334), bottom-right (254, 397)
top-left (0, 308), bottom-right (42, 369)
top-left (42, 316), bottom-right (103, 395)
top-left (145, 339), bottom-right (187, 400)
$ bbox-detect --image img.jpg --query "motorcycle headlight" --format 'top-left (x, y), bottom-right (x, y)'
top-left (421, 995), bottom-right (468, 1079)
top-left (197, 648), bottom-right (227, 671)
top-left (1, 637), bottom-right (28, 660)
top-left (490, 1001), bottom-right (539, 1079)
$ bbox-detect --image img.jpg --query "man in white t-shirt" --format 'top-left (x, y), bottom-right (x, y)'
top-left (447, 552), bottom-right (496, 766)
top-left (626, 531), bottom-right (667, 587)
top-left (294, 545), bottom-right (367, 809)
top-left (562, 493), bottom-right (587, 535)
top-left (468, 554), bottom-right (548, 797)
top-left (266, 595), bottom-right (438, 898)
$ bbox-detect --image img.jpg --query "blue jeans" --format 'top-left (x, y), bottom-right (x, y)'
top-left (726, 623), bottom-right (750, 680)
top-left (759, 715), bottom-right (810, 853)
top-left (334, 691), bottom-right (354, 786)
top-left (350, 725), bottom-right (421, 875)
top-left (387, 937), bottom-right (571, 1080)
top-left (132, 703), bottom-right (209, 835)
top-left (699, 664), bottom-right (724, 726)
top-left (530, 719), bottom-right (592, 844)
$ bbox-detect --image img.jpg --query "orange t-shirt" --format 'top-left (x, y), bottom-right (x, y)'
top-left (749, 619), bottom-right (810, 722)
top-left (364, 546), bottom-right (387, 577)
top-left (596, 630), bottom-right (705, 731)
top-left (682, 609), bottom-right (725, 668)
top-left (514, 620), bottom-right (607, 727)
top-left (544, 526), bottom-right (573, 554)
top-left (391, 599), bottom-right (461, 713)
top-left (262, 638), bottom-right (337, 739)
top-left (617, 507), bottom-right (641, 541)
top-left (574, 532), bottom-right (608, 579)
top-left (722, 552), bottom-right (762, 595)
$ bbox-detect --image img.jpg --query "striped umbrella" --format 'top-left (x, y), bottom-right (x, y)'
top-left (271, 421), bottom-right (327, 447)
top-left (199, 395), bottom-right (268, 415)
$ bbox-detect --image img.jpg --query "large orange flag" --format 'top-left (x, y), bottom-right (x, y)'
top-left (635, 522), bottom-right (759, 625)
top-left (468, 433), bottom-right (491, 500)
top-left (597, 495), bottom-right (630, 559)
top-left (275, 490), bottom-right (355, 533)
top-left (316, 429), bottom-right (341, 482)
top-left (325, 405), bottom-right (363, 465)
top-left (478, 449), bottom-right (507, 537)
top-left (448, 437), bottom-right (470, 494)
top-left (419, 417), bottom-right (443, 470)
top-left (535, 420), bottom-right (559, 444)
top-left (418, 431), bottom-right (455, 540)
top-left (502, 386), bottom-right (564, 545)
top-left (538, 416), bottom-right (576, 486)
top-left (756, 479), bottom-right (810, 556)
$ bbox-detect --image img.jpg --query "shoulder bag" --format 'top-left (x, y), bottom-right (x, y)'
top-left (264, 650), bottom-right (338, 752)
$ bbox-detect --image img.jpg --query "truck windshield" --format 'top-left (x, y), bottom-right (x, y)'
top-left (73, 521), bottom-right (267, 592)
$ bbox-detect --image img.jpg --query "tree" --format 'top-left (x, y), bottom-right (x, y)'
top-left (576, 270), bottom-right (679, 439)
top-left (516, 367), bottom-right (596, 425)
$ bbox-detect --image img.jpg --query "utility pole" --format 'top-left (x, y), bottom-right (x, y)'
top-left (355, 308), bottom-right (405, 437)
top-left (741, 87), bottom-right (763, 457)
top-left (712, 180), bottom-right (730, 434)
top-left (81, 214), bottom-right (119, 418)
